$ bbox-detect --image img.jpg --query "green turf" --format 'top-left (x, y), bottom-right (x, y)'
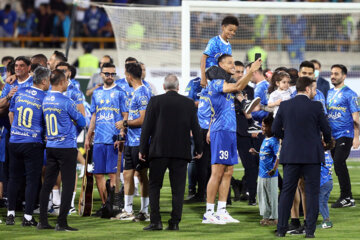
top-left (1, 160), bottom-right (360, 240)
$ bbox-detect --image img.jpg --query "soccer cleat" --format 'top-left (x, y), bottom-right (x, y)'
top-left (331, 197), bottom-right (354, 208)
top-left (202, 212), bottom-right (226, 225)
top-left (247, 121), bottom-right (262, 133)
top-left (316, 221), bottom-right (333, 229)
top-left (5, 214), bottom-right (15, 225)
top-left (111, 210), bottom-right (135, 221)
top-left (22, 217), bottom-right (38, 227)
top-left (216, 210), bottom-right (240, 223)
top-left (133, 212), bottom-right (150, 222)
top-left (244, 97), bottom-right (261, 114)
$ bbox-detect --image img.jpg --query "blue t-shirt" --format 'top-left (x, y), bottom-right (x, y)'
top-left (127, 85), bottom-right (152, 146)
top-left (83, 8), bottom-right (106, 35)
top-left (252, 80), bottom-right (269, 123)
top-left (208, 79), bottom-right (236, 133)
top-left (320, 151), bottom-right (333, 187)
top-left (43, 91), bottom-right (83, 148)
top-left (115, 78), bottom-right (153, 109)
top-left (198, 87), bottom-right (212, 130)
top-left (185, 77), bottom-right (202, 102)
top-left (90, 85), bottom-right (127, 144)
top-left (259, 136), bottom-right (280, 178)
top-left (203, 35), bottom-right (232, 68)
top-left (326, 86), bottom-right (359, 139)
top-left (0, 76), bottom-right (33, 98)
top-left (64, 83), bottom-right (84, 105)
top-left (0, 10), bottom-right (17, 34)
top-left (9, 87), bottom-right (46, 143)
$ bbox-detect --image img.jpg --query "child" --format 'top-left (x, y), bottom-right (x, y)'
top-left (200, 16), bottom-right (239, 87)
top-left (267, 71), bottom-right (292, 117)
top-left (317, 151), bottom-right (334, 229)
top-left (250, 113), bottom-right (279, 226)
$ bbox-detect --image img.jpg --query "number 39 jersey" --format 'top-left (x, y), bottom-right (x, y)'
top-left (9, 87), bottom-right (46, 143)
top-left (43, 91), bottom-right (84, 148)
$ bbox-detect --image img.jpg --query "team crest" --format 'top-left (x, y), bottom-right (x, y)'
top-left (110, 92), bottom-right (115, 98)
top-left (50, 96), bottom-right (55, 101)
top-left (31, 90), bottom-right (37, 96)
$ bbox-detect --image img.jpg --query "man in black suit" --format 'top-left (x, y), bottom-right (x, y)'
top-left (311, 59), bottom-right (330, 99)
top-left (139, 74), bottom-right (202, 231)
top-left (272, 77), bottom-right (332, 238)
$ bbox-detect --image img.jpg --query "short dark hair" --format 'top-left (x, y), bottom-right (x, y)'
top-left (15, 56), bottom-right (31, 66)
top-left (125, 57), bottom-right (138, 64)
top-left (56, 61), bottom-right (70, 70)
top-left (234, 61), bottom-right (244, 67)
top-left (296, 76), bottom-right (316, 92)
top-left (286, 68), bottom-right (299, 86)
top-left (69, 65), bottom-right (76, 79)
top-left (274, 66), bottom-right (288, 72)
top-left (31, 54), bottom-right (48, 67)
top-left (310, 59), bottom-right (321, 68)
top-left (125, 63), bottom-right (142, 80)
top-left (331, 64), bottom-right (347, 75)
top-left (299, 61), bottom-right (315, 71)
top-left (103, 55), bottom-right (113, 64)
top-left (53, 50), bottom-right (67, 62)
top-left (1, 56), bottom-right (14, 65)
top-left (101, 62), bottom-right (116, 71)
top-left (31, 63), bottom-right (40, 73)
top-left (50, 69), bottom-right (66, 86)
top-left (221, 16), bottom-right (239, 27)
top-left (262, 113), bottom-right (274, 136)
top-left (217, 54), bottom-right (232, 64)
top-left (6, 62), bottom-right (15, 75)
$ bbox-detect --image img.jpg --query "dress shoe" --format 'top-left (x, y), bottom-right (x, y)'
top-left (166, 223), bottom-right (179, 231)
top-left (37, 222), bottom-right (55, 230)
top-left (143, 222), bottom-right (163, 231)
top-left (305, 234), bottom-right (315, 238)
top-left (22, 217), bottom-right (38, 227)
top-left (55, 224), bottom-right (78, 231)
top-left (5, 214), bottom-right (15, 225)
top-left (275, 232), bottom-right (285, 237)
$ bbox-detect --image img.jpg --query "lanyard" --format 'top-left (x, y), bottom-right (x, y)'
top-left (328, 85), bottom-right (346, 107)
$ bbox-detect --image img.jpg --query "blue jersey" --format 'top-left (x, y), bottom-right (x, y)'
top-left (252, 80), bottom-right (269, 123)
top-left (326, 86), bottom-right (359, 139)
top-left (64, 83), bottom-right (84, 105)
top-left (198, 87), bottom-right (212, 129)
top-left (70, 79), bottom-right (81, 90)
top-left (208, 79), bottom-right (236, 133)
top-left (0, 76), bottom-right (33, 98)
top-left (116, 78), bottom-right (153, 108)
top-left (204, 36), bottom-right (232, 68)
top-left (90, 85), bottom-right (127, 144)
top-left (259, 137), bottom-right (280, 178)
top-left (320, 151), bottom-right (333, 187)
top-left (127, 85), bottom-right (152, 146)
top-left (185, 77), bottom-right (202, 102)
top-left (9, 87), bottom-right (46, 143)
top-left (43, 91), bottom-right (83, 148)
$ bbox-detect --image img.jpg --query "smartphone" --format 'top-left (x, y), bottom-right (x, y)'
top-left (255, 53), bottom-right (261, 61)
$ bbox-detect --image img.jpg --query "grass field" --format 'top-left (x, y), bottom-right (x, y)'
top-left (0, 160), bottom-right (360, 240)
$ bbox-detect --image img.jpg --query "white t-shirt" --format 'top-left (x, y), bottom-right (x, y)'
top-left (268, 89), bottom-right (292, 117)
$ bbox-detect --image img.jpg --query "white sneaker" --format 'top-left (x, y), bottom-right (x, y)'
top-left (217, 210), bottom-right (240, 223)
top-left (202, 212), bottom-right (226, 225)
top-left (68, 207), bottom-right (77, 215)
top-left (111, 210), bottom-right (135, 221)
top-left (48, 205), bottom-right (60, 216)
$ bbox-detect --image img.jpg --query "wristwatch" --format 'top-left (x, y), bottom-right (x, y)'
top-left (123, 120), bottom-right (128, 128)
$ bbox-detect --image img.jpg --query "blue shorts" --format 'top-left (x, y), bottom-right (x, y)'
top-left (210, 130), bottom-right (238, 166)
top-left (93, 143), bottom-right (118, 174)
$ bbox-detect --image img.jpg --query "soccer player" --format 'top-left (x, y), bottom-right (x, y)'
top-left (38, 70), bottom-right (86, 231)
top-left (5, 66), bottom-right (50, 226)
top-left (200, 16), bottom-right (239, 88)
top-left (115, 63), bottom-right (152, 221)
top-left (84, 62), bottom-right (128, 212)
top-left (202, 54), bottom-right (261, 224)
top-left (47, 50), bottom-right (67, 71)
top-left (327, 64), bottom-right (359, 208)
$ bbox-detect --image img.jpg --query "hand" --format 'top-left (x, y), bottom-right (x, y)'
top-left (249, 148), bottom-right (258, 155)
top-left (6, 74), bottom-right (16, 84)
top-left (251, 133), bottom-right (259, 138)
top-left (275, 99), bottom-right (282, 106)
top-left (120, 128), bottom-right (126, 138)
top-left (236, 93), bottom-right (244, 102)
top-left (323, 137), bottom-right (335, 151)
top-left (353, 137), bottom-right (360, 150)
top-left (139, 152), bottom-right (146, 162)
top-left (206, 130), bottom-right (210, 144)
top-left (114, 140), bottom-right (120, 149)
top-left (267, 169), bottom-right (276, 177)
top-left (8, 86), bottom-right (18, 98)
top-left (249, 58), bottom-right (262, 73)
top-left (193, 152), bottom-right (203, 159)
top-left (95, 83), bottom-right (103, 89)
top-left (200, 75), bottom-right (208, 88)
top-left (115, 120), bottom-right (124, 130)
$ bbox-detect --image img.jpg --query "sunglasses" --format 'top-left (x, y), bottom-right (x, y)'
top-left (102, 72), bottom-right (116, 77)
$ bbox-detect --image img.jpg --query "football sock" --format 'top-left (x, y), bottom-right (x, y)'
top-left (124, 195), bottom-right (134, 213)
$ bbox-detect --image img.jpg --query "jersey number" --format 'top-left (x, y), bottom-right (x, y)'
top-left (16, 106), bottom-right (33, 128)
top-left (219, 150), bottom-right (229, 160)
top-left (45, 114), bottom-right (58, 136)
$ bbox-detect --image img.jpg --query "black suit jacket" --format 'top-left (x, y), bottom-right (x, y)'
top-left (317, 77), bottom-right (330, 99)
top-left (140, 91), bottom-right (202, 161)
top-left (272, 95), bottom-right (332, 164)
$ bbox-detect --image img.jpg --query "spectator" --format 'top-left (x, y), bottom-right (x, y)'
top-left (284, 15), bottom-right (306, 67)
top-left (73, 0), bottom-right (90, 48)
top-left (17, 6), bottom-right (37, 38)
top-left (73, 45), bottom-right (99, 77)
top-left (83, 6), bottom-right (107, 47)
top-left (36, 3), bottom-right (53, 48)
top-left (0, 4), bottom-right (17, 47)
top-left (126, 21), bottom-right (145, 50)
top-left (52, 7), bottom-right (71, 48)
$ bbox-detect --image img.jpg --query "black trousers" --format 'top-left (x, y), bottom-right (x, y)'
top-left (149, 158), bottom-right (187, 225)
top-left (236, 135), bottom-right (259, 201)
top-left (40, 148), bottom-right (77, 226)
top-left (7, 142), bottom-right (44, 215)
top-left (277, 164), bottom-right (320, 235)
top-left (331, 137), bottom-right (353, 199)
top-left (195, 128), bottom-right (211, 197)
